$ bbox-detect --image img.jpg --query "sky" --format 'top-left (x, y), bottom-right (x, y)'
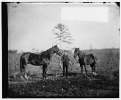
top-left (8, 3), bottom-right (120, 52)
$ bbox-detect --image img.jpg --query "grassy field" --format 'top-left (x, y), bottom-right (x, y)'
top-left (8, 48), bottom-right (119, 97)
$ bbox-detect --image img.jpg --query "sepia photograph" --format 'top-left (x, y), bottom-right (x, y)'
top-left (6, 2), bottom-right (119, 98)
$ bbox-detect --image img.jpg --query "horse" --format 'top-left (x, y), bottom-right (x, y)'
top-left (74, 48), bottom-right (97, 76)
top-left (20, 45), bottom-right (61, 79)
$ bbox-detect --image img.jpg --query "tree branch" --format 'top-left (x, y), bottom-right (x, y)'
top-left (62, 40), bottom-right (72, 44)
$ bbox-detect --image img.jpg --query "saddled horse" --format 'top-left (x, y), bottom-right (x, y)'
top-left (20, 45), bottom-right (61, 79)
top-left (74, 48), bottom-right (97, 76)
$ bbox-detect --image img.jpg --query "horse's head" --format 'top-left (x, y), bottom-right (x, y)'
top-left (52, 45), bottom-right (61, 56)
top-left (74, 48), bottom-right (79, 58)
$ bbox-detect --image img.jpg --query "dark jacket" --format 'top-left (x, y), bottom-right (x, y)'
top-left (62, 54), bottom-right (70, 65)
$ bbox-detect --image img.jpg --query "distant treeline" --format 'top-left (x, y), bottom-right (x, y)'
top-left (8, 49), bottom-right (41, 53)
top-left (8, 50), bottom-right (17, 53)
top-left (8, 48), bottom-right (119, 54)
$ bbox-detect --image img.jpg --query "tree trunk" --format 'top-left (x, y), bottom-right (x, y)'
top-left (60, 37), bottom-right (61, 50)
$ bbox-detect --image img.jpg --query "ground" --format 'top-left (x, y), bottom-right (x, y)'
top-left (8, 48), bottom-right (119, 97)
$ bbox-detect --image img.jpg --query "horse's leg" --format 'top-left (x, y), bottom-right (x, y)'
top-left (20, 58), bottom-right (24, 77)
top-left (24, 68), bottom-right (28, 80)
top-left (43, 65), bottom-right (45, 79)
top-left (22, 64), bottom-right (29, 80)
top-left (45, 64), bottom-right (47, 79)
top-left (66, 64), bottom-right (68, 77)
top-left (80, 63), bottom-right (83, 74)
top-left (63, 63), bottom-right (66, 77)
top-left (84, 64), bottom-right (87, 76)
top-left (23, 60), bottom-right (29, 80)
top-left (43, 64), bottom-right (47, 79)
top-left (24, 74), bottom-right (28, 80)
top-left (90, 63), bottom-right (97, 75)
top-left (20, 60), bottom-right (26, 79)
top-left (90, 63), bottom-right (94, 75)
top-left (93, 63), bottom-right (97, 75)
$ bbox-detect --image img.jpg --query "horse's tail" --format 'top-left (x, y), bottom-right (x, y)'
top-left (20, 52), bottom-right (31, 74)
top-left (20, 53), bottom-right (26, 74)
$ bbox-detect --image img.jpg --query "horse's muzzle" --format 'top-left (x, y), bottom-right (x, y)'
top-left (58, 51), bottom-right (62, 56)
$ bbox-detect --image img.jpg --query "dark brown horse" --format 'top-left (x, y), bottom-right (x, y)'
top-left (20, 45), bottom-right (61, 79)
top-left (74, 48), bottom-right (97, 76)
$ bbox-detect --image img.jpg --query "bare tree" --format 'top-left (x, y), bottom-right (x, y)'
top-left (52, 23), bottom-right (74, 49)
top-left (32, 48), bottom-right (35, 52)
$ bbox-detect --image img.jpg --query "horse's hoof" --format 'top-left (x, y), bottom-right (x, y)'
top-left (93, 72), bottom-right (97, 76)
top-left (84, 73), bottom-right (87, 76)
top-left (24, 75), bottom-right (29, 80)
top-left (43, 77), bottom-right (46, 79)
top-left (95, 73), bottom-right (97, 76)
top-left (85, 75), bottom-right (90, 79)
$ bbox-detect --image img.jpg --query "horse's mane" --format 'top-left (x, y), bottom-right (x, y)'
top-left (77, 49), bottom-right (85, 57)
top-left (39, 47), bottom-right (53, 59)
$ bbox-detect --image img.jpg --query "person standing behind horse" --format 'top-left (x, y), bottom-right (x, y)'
top-left (61, 50), bottom-right (70, 78)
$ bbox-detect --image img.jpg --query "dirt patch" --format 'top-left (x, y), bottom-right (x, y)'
top-left (8, 74), bottom-right (119, 97)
